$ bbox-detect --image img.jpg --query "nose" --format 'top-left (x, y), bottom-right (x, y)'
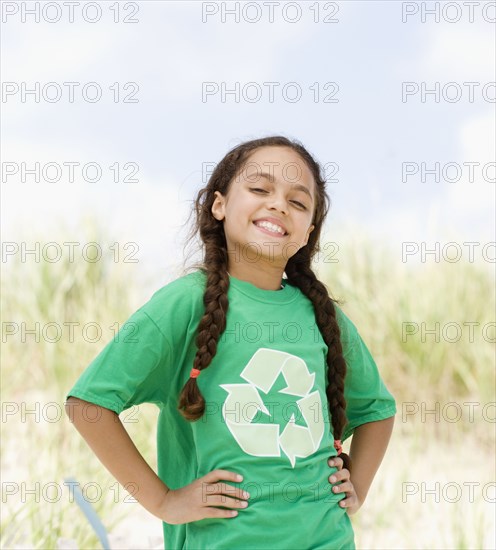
top-left (267, 192), bottom-right (288, 215)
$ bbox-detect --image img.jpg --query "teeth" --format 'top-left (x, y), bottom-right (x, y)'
top-left (255, 221), bottom-right (285, 235)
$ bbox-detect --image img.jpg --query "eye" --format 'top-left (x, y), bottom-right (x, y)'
top-left (251, 188), bottom-right (307, 209)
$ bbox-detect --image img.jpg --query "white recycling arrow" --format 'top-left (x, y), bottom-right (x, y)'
top-left (220, 348), bottom-right (324, 468)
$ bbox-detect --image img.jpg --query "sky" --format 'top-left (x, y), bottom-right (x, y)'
top-left (2, 0), bottom-right (495, 288)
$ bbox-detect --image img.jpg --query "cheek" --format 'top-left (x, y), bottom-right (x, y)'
top-left (225, 203), bottom-right (252, 228)
top-left (298, 212), bottom-right (313, 229)
top-left (240, 196), bottom-right (262, 216)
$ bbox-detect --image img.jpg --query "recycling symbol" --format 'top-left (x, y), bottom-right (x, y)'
top-left (220, 348), bottom-right (324, 468)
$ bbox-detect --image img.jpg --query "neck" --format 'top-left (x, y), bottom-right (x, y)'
top-left (227, 271), bottom-right (284, 290)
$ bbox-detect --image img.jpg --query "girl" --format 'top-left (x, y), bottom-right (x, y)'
top-left (65, 135), bottom-right (396, 550)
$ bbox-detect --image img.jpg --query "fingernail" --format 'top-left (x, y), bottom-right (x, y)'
top-left (237, 474), bottom-right (243, 481)
top-left (330, 476), bottom-right (336, 483)
top-left (243, 492), bottom-right (250, 499)
top-left (329, 460), bottom-right (334, 466)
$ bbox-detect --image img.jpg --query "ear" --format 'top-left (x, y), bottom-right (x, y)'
top-left (211, 191), bottom-right (226, 221)
top-left (303, 224), bottom-right (315, 247)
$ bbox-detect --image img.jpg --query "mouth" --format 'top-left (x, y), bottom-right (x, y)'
top-left (252, 220), bottom-right (288, 237)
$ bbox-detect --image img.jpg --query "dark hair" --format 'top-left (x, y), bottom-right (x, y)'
top-left (178, 135), bottom-right (351, 471)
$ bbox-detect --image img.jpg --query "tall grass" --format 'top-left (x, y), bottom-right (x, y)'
top-left (320, 229), bottom-right (495, 406)
top-left (1, 219), bottom-right (494, 549)
top-left (1, 218), bottom-right (157, 548)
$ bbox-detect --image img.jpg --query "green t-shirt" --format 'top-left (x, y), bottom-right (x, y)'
top-left (66, 270), bottom-right (396, 550)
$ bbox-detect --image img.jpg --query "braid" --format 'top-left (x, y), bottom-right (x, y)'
top-left (285, 253), bottom-right (352, 472)
top-left (178, 232), bottom-right (230, 421)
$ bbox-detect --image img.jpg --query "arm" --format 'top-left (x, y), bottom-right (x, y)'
top-left (349, 415), bottom-right (395, 507)
top-left (65, 396), bottom-right (170, 518)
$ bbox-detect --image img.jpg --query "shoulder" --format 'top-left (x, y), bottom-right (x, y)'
top-left (332, 302), bottom-right (359, 348)
top-left (137, 270), bottom-right (206, 328)
top-left (150, 270), bottom-right (206, 301)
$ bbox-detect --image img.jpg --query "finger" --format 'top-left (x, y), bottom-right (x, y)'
top-left (214, 483), bottom-right (250, 499)
top-left (220, 483), bottom-right (251, 500)
top-left (203, 506), bottom-right (241, 519)
top-left (331, 481), bottom-right (354, 495)
top-left (339, 495), bottom-right (358, 508)
top-left (328, 468), bottom-right (350, 484)
top-left (328, 456), bottom-right (343, 470)
top-left (203, 469), bottom-right (244, 484)
top-left (205, 494), bottom-right (249, 510)
top-left (203, 482), bottom-right (250, 501)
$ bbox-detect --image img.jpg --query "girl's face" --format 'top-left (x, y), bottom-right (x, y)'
top-left (211, 146), bottom-right (316, 273)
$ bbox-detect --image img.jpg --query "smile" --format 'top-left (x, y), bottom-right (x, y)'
top-left (253, 221), bottom-right (288, 236)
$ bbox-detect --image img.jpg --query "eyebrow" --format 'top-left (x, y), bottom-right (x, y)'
top-left (255, 171), bottom-right (314, 202)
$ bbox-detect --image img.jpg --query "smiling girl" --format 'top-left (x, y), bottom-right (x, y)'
top-left (65, 135), bottom-right (396, 550)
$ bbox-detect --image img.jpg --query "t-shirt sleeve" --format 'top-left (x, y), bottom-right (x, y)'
top-left (65, 307), bottom-right (172, 415)
top-left (336, 308), bottom-right (397, 442)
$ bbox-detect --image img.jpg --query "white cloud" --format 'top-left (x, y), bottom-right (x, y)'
top-left (1, 138), bottom-right (190, 281)
top-left (460, 109), bottom-right (496, 160)
top-left (395, 20), bottom-right (495, 241)
top-left (422, 22), bottom-right (495, 82)
top-left (449, 109), bottom-right (495, 213)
